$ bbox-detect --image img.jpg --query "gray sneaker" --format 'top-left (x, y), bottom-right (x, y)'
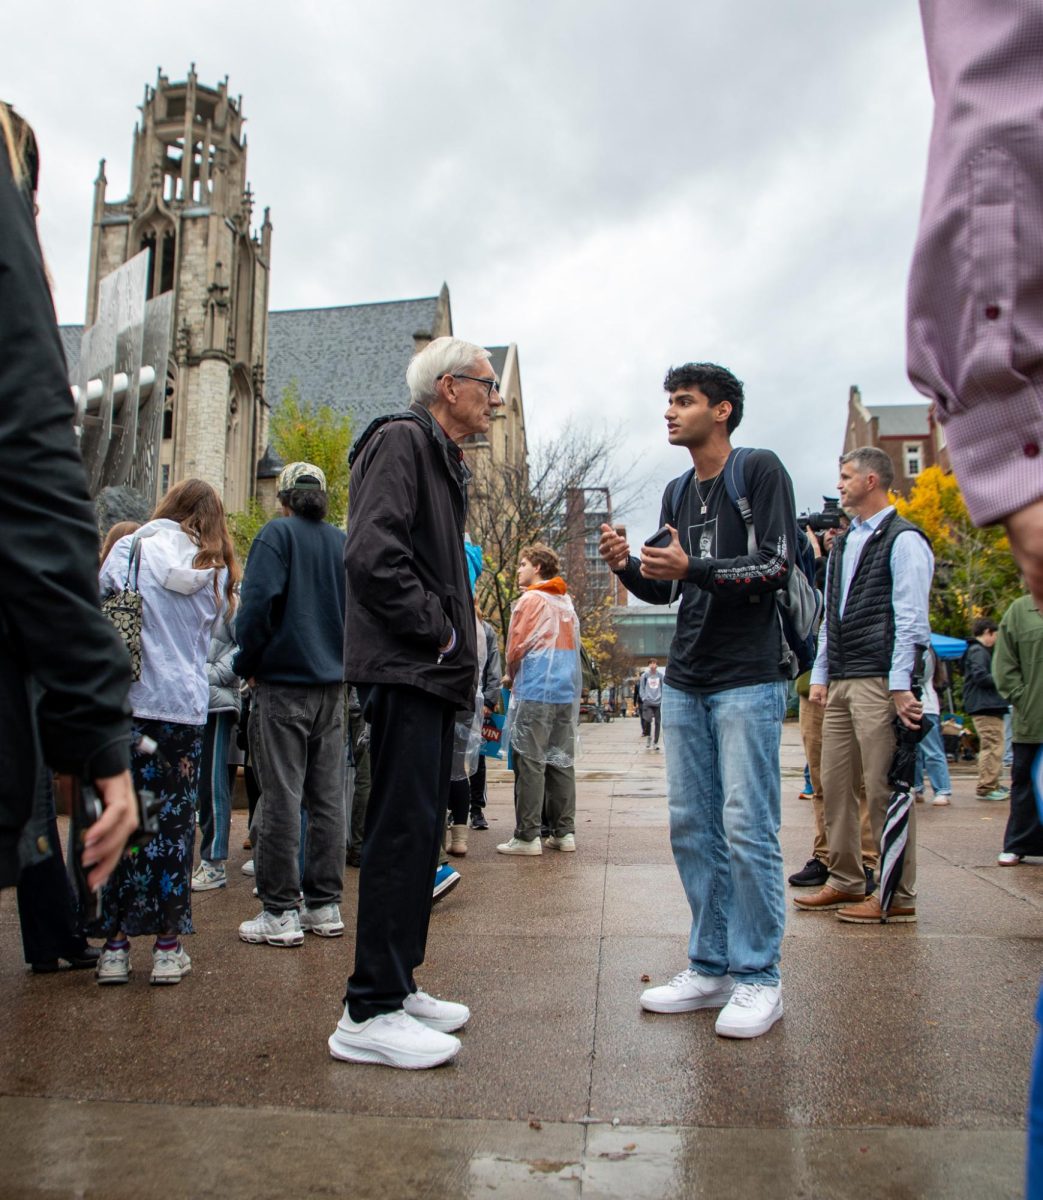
top-left (300, 903), bottom-right (345, 937)
top-left (238, 909), bottom-right (305, 947)
top-left (150, 944), bottom-right (191, 985)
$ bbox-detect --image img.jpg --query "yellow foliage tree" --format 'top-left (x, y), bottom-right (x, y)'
top-left (892, 466), bottom-right (1022, 634)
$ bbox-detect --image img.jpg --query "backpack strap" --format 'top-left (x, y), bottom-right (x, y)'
top-left (665, 468), bottom-right (694, 528)
top-left (722, 446), bottom-right (756, 555)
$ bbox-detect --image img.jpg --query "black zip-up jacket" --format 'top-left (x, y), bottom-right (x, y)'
top-left (343, 404), bottom-right (477, 708)
top-left (0, 138), bottom-right (131, 884)
top-left (962, 640), bottom-right (1009, 715)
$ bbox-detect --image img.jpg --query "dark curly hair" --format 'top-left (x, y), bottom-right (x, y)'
top-left (663, 362), bottom-right (744, 433)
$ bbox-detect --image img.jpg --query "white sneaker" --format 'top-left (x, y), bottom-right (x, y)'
top-left (998, 852), bottom-right (1023, 866)
top-left (545, 834), bottom-right (576, 852)
top-left (328, 1007), bottom-right (460, 1069)
top-left (496, 837), bottom-right (542, 856)
top-left (714, 982), bottom-right (783, 1039)
top-left (241, 859), bottom-right (256, 876)
top-left (191, 860), bottom-right (226, 891)
top-left (150, 944), bottom-right (191, 985)
top-left (300, 903), bottom-right (344, 937)
top-left (403, 989), bottom-right (470, 1032)
top-left (238, 909), bottom-right (304, 947)
top-left (640, 967), bottom-right (734, 1013)
top-left (95, 946), bottom-right (131, 985)
top-left (930, 793), bottom-right (951, 806)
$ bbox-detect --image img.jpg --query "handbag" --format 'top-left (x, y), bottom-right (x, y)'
top-left (101, 534), bottom-right (145, 682)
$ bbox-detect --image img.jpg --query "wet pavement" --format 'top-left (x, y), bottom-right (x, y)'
top-left (1, 717), bottom-right (1039, 1198)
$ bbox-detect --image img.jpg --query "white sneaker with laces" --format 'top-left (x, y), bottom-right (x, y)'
top-left (715, 982), bottom-right (783, 1039)
top-left (496, 837), bottom-right (542, 856)
top-left (95, 946), bottom-right (131, 985)
top-left (241, 859), bottom-right (255, 876)
top-left (300, 903), bottom-right (345, 937)
top-left (640, 968), bottom-right (734, 1013)
top-left (238, 909), bottom-right (305, 947)
top-left (191, 860), bottom-right (226, 891)
top-left (150, 944), bottom-right (191, 985)
top-left (328, 1007), bottom-right (460, 1069)
top-left (403, 989), bottom-right (470, 1032)
top-left (930, 793), bottom-right (951, 806)
top-left (544, 834), bottom-right (576, 852)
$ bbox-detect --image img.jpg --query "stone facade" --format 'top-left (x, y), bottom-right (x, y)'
top-left (86, 68), bottom-right (271, 510)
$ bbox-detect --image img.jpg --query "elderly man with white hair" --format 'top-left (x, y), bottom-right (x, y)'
top-left (329, 336), bottom-right (501, 1070)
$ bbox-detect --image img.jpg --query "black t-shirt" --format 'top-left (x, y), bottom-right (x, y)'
top-left (619, 448), bottom-right (798, 694)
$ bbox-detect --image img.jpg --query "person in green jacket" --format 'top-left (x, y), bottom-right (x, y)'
top-left (993, 595), bottom-right (1043, 866)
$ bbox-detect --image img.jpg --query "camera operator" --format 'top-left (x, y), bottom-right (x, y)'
top-left (0, 102), bottom-right (137, 897)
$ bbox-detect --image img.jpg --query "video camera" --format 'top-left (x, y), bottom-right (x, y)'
top-left (66, 735), bottom-right (165, 922)
top-left (797, 496), bottom-right (843, 534)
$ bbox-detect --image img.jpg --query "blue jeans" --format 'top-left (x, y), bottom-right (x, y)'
top-left (913, 715), bottom-right (952, 796)
top-left (662, 680), bottom-right (787, 985)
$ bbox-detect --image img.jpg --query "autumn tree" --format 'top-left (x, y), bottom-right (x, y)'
top-left (467, 422), bottom-right (646, 660)
top-left (892, 465), bottom-right (1023, 635)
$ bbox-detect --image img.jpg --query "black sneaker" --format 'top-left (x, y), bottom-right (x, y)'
top-left (788, 858), bottom-right (829, 887)
top-left (470, 811), bottom-right (489, 830)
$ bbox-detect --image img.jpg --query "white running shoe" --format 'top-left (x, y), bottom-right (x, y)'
top-left (496, 837), bottom-right (542, 856)
top-left (403, 989), bottom-right (470, 1032)
top-left (95, 946), bottom-right (131, 985)
top-left (150, 944), bottom-right (191, 985)
top-left (640, 968), bottom-right (734, 1013)
top-left (191, 860), bottom-right (226, 891)
top-left (238, 909), bottom-right (305, 947)
top-left (300, 904), bottom-right (345, 937)
top-left (328, 1008), bottom-right (460, 1069)
top-left (714, 982), bottom-right (783, 1039)
top-left (544, 834), bottom-right (576, 852)
top-left (930, 793), bottom-right (951, 806)
top-left (241, 859), bottom-right (256, 876)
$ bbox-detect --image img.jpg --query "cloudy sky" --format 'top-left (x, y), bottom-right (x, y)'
top-left (8, 1), bottom-right (934, 541)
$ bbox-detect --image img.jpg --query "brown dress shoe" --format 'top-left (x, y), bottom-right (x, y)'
top-left (792, 884), bottom-right (864, 911)
top-left (836, 894), bottom-right (917, 924)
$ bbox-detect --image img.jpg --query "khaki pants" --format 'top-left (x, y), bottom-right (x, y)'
top-left (974, 714), bottom-right (1006, 794)
top-left (821, 677), bottom-right (916, 903)
top-left (800, 695), bottom-right (876, 868)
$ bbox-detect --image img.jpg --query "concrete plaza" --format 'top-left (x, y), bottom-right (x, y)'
top-left (0, 716), bottom-right (1039, 1199)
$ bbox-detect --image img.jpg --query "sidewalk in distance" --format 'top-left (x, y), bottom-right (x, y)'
top-left (0, 718), bottom-right (1037, 1199)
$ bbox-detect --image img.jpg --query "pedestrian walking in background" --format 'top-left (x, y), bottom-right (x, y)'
top-left (964, 618), bottom-right (1011, 801)
top-left (913, 646), bottom-right (952, 806)
top-left (638, 658), bottom-right (663, 751)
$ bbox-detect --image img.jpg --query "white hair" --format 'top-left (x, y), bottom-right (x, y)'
top-left (406, 336), bottom-right (492, 408)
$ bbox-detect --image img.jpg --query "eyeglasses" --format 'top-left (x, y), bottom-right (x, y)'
top-left (437, 373), bottom-right (500, 397)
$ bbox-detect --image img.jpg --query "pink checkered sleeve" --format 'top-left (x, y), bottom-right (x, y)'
top-left (907, 0), bottom-right (1043, 527)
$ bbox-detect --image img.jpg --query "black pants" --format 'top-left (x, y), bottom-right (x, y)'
top-left (1004, 743), bottom-right (1043, 856)
top-left (346, 684), bottom-right (454, 1021)
top-left (468, 756), bottom-right (487, 814)
top-left (17, 813), bottom-right (88, 965)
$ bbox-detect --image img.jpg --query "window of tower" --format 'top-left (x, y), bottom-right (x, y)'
top-left (140, 232), bottom-right (157, 300)
top-left (159, 232), bottom-right (175, 294)
top-left (162, 403), bottom-right (173, 441)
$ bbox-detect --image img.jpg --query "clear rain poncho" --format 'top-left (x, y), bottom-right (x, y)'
top-left (502, 579), bottom-right (582, 768)
top-left (451, 610), bottom-right (487, 781)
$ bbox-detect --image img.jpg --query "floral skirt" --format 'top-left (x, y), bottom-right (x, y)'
top-left (91, 718), bottom-right (203, 939)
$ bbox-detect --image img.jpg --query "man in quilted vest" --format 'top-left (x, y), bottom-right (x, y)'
top-left (794, 446), bottom-right (933, 924)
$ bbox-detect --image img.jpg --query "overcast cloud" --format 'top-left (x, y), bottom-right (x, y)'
top-left (6, 1), bottom-right (933, 544)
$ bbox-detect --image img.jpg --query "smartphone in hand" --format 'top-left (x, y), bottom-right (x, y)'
top-left (643, 526), bottom-right (673, 549)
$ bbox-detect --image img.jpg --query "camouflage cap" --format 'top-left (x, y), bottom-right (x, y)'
top-left (277, 461), bottom-right (327, 493)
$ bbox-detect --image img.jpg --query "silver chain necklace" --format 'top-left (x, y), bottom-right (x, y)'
top-left (692, 472), bottom-right (723, 515)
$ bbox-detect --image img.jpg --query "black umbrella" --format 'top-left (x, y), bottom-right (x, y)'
top-left (879, 651), bottom-right (930, 915)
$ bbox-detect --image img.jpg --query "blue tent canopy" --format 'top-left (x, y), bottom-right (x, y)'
top-left (931, 632), bottom-right (968, 660)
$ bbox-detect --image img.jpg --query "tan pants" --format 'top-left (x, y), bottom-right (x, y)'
top-left (799, 695), bottom-right (876, 868)
top-left (821, 677), bottom-right (916, 903)
top-left (974, 714), bottom-right (1006, 794)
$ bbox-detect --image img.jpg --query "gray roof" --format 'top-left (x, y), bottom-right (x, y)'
top-left (869, 402), bottom-right (930, 437)
top-left (266, 296), bottom-right (443, 437)
top-left (487, 345), bottom-right (508, 379)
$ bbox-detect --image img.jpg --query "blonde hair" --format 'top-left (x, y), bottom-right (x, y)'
top-left (0, 102), bottom-right (37, 194)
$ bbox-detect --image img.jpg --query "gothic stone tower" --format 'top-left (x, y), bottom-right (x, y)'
top-left (85, 67), bottom-right (271, 510)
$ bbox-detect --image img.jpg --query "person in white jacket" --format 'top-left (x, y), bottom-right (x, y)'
top-left (94, 480), bottom-right (238, 986)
